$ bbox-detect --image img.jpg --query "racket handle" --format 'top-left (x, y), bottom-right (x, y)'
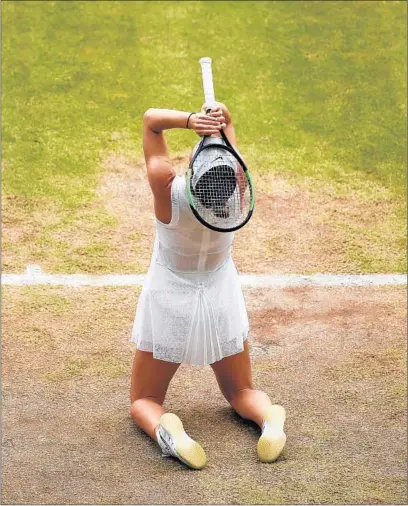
top-left (200, 57), bottom-right (216, 110)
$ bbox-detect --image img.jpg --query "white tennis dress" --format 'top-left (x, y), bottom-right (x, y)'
top-left (130, 174), bottom-right (249, 366)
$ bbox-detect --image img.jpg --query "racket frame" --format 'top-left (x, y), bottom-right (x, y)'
top-left (186, 131), bottom-right (254, 233)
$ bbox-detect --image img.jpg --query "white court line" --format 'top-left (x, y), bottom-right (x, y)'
top-left (1, 264), bottom-right (406, 287)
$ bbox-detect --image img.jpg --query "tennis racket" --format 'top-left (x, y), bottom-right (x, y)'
top-left (186, 57), bottom-right (255, 233)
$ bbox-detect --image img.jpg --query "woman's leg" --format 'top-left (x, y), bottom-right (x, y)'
top-left (129, 349), bottom-right (180, 440)
top-left (210, 340), bottom-right (272, 427)
top-left (211, 339), bottom-right (286, 462)
top-left (129, 348), bottom-right (207, 469)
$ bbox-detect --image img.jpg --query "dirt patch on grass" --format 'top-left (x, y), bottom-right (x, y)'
top-left (2, 285), bottom-right (406, 504)
top-left (98, 152), bottom-right (155, 273)
top-left (246, 285), bottom-right (406, 364)
top-left (3, 152), bottom-right (405, 274)
top-left (1, 194), bottom-right (59, 272)
top-left (236, 171), bottom-right (405, 274)
top-left (98, 152), bottom-right (405, 274)
top-left (1, 189), bottom-right (134, 275)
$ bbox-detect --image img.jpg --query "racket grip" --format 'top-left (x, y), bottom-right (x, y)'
top-left (200, 57), bottom-right (216, 110)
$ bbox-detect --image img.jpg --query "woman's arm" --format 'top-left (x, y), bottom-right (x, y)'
top-left (142, 109), bottom-right (179, 198)
top-left (144, 108), bottom-right (194, 134)
top-left (143, 108), bottom-right (225, 190)
top-left (143, 108), bottom-right (223, 223)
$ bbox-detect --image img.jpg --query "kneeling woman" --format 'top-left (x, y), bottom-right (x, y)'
top-left (129, 103), bottom-right (286, 469)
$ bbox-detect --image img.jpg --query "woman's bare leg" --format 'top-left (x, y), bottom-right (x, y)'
top-left (210, 340), bottom-right (272, 427)
top-left (130, 348), bottom-right (207, 469)
top-left (211, 339), bottom-right (286, 461)
top-left (129, 349), bottom-right (180, 440)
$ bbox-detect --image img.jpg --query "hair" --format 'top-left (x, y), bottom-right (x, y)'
top-left (194, 165), bottom-right (237, 218)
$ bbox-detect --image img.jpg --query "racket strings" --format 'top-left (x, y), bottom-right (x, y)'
top-left (191, 148), bottom-right (251, 229)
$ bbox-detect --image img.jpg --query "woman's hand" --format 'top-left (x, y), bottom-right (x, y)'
top-left (188, 110), bottom-right (227, 137)
top-left (200, 102), bottom-right (232, 125)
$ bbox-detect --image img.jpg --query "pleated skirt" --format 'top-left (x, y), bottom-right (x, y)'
top-left (130, 256), bottom-right (249, 366)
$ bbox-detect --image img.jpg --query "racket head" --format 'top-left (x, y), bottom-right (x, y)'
top-left (186, 134), bottom-right (255, 232)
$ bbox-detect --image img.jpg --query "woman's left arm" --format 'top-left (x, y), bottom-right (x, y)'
top-left (144, 108), bottom-right (195, 134)
top-left (142, 109), bottom-right (187, 199)
top-left (143, 108), bottom-right (222, 223)
top-left (143, 108), bottom-right (223, 195)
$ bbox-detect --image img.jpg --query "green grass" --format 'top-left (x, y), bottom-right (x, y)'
top-left (2, 0), bottom-right (407, 271)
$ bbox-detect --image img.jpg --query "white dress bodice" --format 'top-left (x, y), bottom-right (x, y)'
top-left (155, 175), bottom-right (234, 273)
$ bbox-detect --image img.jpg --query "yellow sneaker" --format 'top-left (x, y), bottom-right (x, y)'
top-left (156, 413), bottom-right (207, 470)
top-left (257, 404), bottom-right (286, 462)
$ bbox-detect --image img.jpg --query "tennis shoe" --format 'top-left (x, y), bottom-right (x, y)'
top-left (257, 404), bottom-right (286, 462)
top-left (156, 413), bottom-right (207, 470)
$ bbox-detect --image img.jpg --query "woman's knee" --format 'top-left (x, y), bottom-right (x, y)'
top-left (228, 387), bottom-right (269, 406)
top-left (129, 395), bottom-right (164, 416)
top-left (130, 382), bottom-right (168, 408)
top-left (214, 375), bottom-right (254, 403)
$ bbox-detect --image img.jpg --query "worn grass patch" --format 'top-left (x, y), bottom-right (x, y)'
top-left (45, 355), bottom-right (128, 381)
top-left (2, 285), bottom-right (139, 387)
top-left (1, 190), bottom-right (146, 274)
top-left (329, 346), bottom-right (407, 381)
top-left (3, 151), bottom-right (406, 274)
top-left (234, 165), bottom-right (406, 274)
top-left (13, 286), bottom-right (73, 315)
top-left (2, 285), bottom-right (407, 504)
top-left (237, 477), bottom-right (407, 505)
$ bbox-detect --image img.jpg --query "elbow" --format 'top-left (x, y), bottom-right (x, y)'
top-left (143, 108), bottom-right (159, 125)
top-left (143, 109), bottom-right (161, 133)
top-left (143, 108), bottom-right (153, 125)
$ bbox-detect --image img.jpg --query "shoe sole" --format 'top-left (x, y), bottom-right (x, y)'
top-left (257, 404), bottom-right (286, 463)
top-left (159, 413), bottom-right (207, 470)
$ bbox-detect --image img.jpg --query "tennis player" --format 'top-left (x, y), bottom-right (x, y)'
top-left (129, 103), bottom-right (286, 469)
